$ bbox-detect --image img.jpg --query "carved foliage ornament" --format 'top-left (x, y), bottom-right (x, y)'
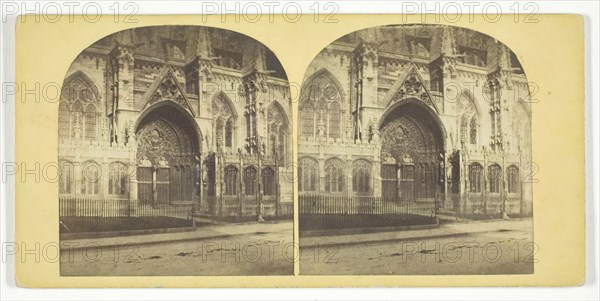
top-left (298, 158), bottom-right (318, 174)
top-left (381, 116), bottom-right (437, 163)
top-left (148, 72), bottom-right (191, 112)
top-left (394, 69), bottom-right (434, 108)
top-left (61, 77), bottom-right (98, 108)
top-left (136, 119), bottom-right (192, 166)
top-left (267, 103), bottom-right (285, 130)
top-left (212, 95), bottom-right (234, 120)
top-left (353, 159), bottom-right (372, 172)
top-left (267, 103), bottom-right (288, 161)
top-left (301, 73), bottom-right (341, 107)
top-left (324, 157), bottom-right (345, 178)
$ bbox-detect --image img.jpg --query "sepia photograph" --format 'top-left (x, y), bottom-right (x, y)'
top-left (7, 5), bottom-right (590, 293)
top-left (297, 24), bottom-right (534, 275)
top-left (56, 25), bottom-right (294, 276)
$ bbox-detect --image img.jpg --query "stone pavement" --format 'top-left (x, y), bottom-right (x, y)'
top-left (300, 218), bottom-right (532, 248)
top-left (60, 218), bottom-right (532, 252)
top-left (60, 220), bottom-right (293, 251)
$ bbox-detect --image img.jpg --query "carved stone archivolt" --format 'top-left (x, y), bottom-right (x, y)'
top-left (380, 115), bottom-right (439, 163)
top-left (136, 119), bottom-right (192, 166)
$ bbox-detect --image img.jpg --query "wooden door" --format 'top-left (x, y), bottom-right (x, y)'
top-left (156, 167), bottom-right (170, 204)
top-left (400, 164), bottom-right (415, 202)
top-left (137, 167), bottom-right (153, 204)
top-left (170, 166), bottom-right (182, 202)
top-left (381, 164), bottom-right (398, 202)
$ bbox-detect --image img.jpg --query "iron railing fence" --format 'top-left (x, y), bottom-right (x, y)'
top-left (299, 195), bottom-right (437, 231)
top-left (59, 197), bottom-right (195, 233)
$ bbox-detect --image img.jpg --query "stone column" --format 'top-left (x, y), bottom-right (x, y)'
top-left (152, 167), bottom-right (157, 206)
top-left (128, 159), bottom-right (138, 216)
top-left (461, 154), bottom-right (469, 214)
top-left (318, 144), bottom-right (325, 193)
top-left (196, 153), bottom-right (203, 211)
top-left (346, 155), bottom-right (353, 198)
top-left (482, 150), bottom-right (488, 215)
top-left (214, 154), bottom-right (222, 217)
top-left (73, 161), bottom-right (82, 215)
top-left (501, 153), bottom-right (508, 217)
top-left (443, 151), bottom-right (451, 211)
top-left (373, 151), bottom-right (382, 197)
top-left (101, 157), bottom-right (109, 199)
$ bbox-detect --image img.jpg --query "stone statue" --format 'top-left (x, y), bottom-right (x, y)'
top-left (158, 156), bottom-right (169, 167)
top-left (402, 153), bottom-right (414, 165)
top-left (126, 120), bottom-right (136, 147)
top-left (370, 118), bottom-right (380, 143)
top-left (446, 158), bottom-right (453, 181)
top-left (382, 152), bottom-right (396, 165)
top-left (317, 110), bottom-right (326, 140)
top-left (139, 155), bottom-right (152, 167)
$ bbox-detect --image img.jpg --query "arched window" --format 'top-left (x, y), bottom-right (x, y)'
top-left (300, 105), bottom-right (314, 138)
top-left (459, 46), bottom-right (487, 67)
top-left (262, 167), bottom-right (275, 196)
top-left (59, 160), bottom-right (74, 194)
top-left (352, 159), bottom-right (372, 194)
top-left (457, 92), bottom-right (479, 147)
top-left (212, 94), bottom-right (236, 149)
top-left (325, 158), bottom-right (345, 193)
top-left (167, 43), bottom-right (185, 60)
top-left (507, 165), bottom-right (519, 193)
top-left (59, 75), bottom-right (99, 143)
top-left (81, 161), bottom-right (100, 195)
top-left (468, 163), bottom-right (483, 193)
top-left (225, 119), bottom-right (233, 147)
top-left (267, 103), bottom-right (289, 164)
top-left (224, 165), bottom-right (238, 196)
top-left (328, 102), bottom-right (341, 139)
top-left (460, 118), bottom-right (468, 145)
top-left (58, 102), bottom-right (70, 141)
top-left (300, 71), bottom-right (344, 140)
top-left (244, 166), bottom-right (257, 195)
top-left (215, 118), bottom-right (223, 147)
top-left (84, 104), bottom-right (97, 141)
top-left (298, 157), bottom-right (319, 192)
top-left (470, 116), bottom-right (478, 144)
top-left (408, 39), bottom-right (430, 57)
top-left (488, 164), bottom-right (502, 193)
top-left (109, 162), bottom-right (129, 196)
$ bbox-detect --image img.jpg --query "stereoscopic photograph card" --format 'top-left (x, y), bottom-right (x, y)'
top-left (13, 13), bottom-right (585, 287)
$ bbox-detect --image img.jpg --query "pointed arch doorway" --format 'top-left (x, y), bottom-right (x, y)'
top-left (136, 104), bottom-right (201, 205)
top-left (380, 100), bottom-right (445, 203)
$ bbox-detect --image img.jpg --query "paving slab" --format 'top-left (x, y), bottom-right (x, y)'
top-left (300, 218), bottom-right (532, 248)
top-left (60, 220), bottom-right (293, 251)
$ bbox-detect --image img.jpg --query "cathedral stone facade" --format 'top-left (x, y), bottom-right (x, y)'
top-left (298, 25), bottom-right (532, 217)
top-left (58, 26), bottom-right (293, 220)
